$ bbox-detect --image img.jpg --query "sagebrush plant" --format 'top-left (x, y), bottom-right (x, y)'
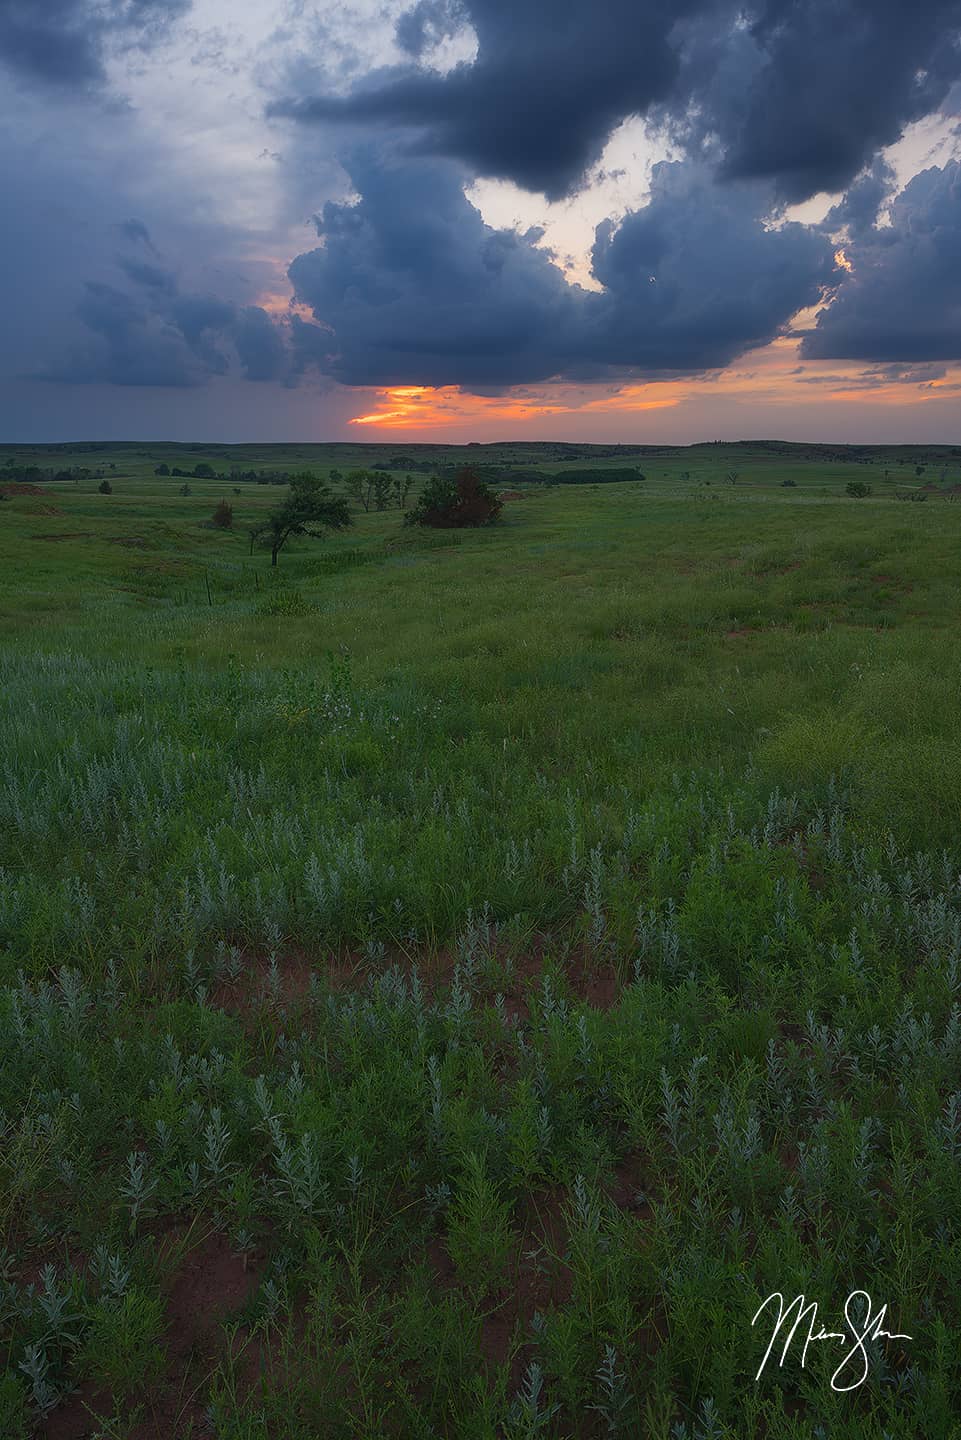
top-left (3, 447), bottom-right (961, 1436)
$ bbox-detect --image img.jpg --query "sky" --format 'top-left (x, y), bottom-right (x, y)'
top-left (2, 0), bottom-right (961, 444)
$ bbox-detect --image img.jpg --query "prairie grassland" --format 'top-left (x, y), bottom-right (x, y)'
top-left (2, 452), bottom-right (961, 1438)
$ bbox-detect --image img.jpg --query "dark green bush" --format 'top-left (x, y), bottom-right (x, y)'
top-left (404, 467), bottom-right (502, 528)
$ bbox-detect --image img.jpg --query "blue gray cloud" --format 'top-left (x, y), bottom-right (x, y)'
top-left (287, 147), bottom-right (837, 388)
top-left (666, 1), bottom-right (961, 202)
top-left (44, 232), bottom-right (289, 387)
top-left (272, 0), bottom-right (961, 203)
top-left (2, 0), bottom-right (961, 421)
top-left (804, 161), bottom-right (961, 362)
top-left (0, 0), bottom-right (191, 89)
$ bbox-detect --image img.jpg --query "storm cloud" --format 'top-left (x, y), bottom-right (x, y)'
top-left (667, 1), bottom-right (961, 202)
top-left (0, 0), bottom-right (191, 89)
top-left (271, 0), bottom-right (700, 200)
top-left (45, 231), bottom-right (289, 387)
top-left (804, 161), bottom-right (961, 363)
top-left (273, 0), bottom-right (961, 203)
top-left (2, 0), bottom-right (961, 437)
top-left (287, 148), bottom-right (837, 388)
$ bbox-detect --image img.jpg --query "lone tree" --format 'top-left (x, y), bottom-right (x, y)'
top-left (98, 478), bottom-right (112, 494)
top-left (345, 469), bottom-right (377, 512)
top-left (253, 472), bottom-right (351, 566)
top-left (405, 466), bottom-right (502, 528)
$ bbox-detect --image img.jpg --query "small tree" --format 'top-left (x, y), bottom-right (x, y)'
top-left (154, 463), bottom-right (170, 476)
top-left (392, 473), bottom-right (415, 509)
top-left (211, 500), bottom-right (233, 528)
top-left (98, 478), bottom-right (112, 494)
top-left (179, 482), bottom-right (191, 497)
top-left (726, 470), bottom-right (739, 486)
top-left (405, 467), bottom-right (502, 528)
top-left (253, 473), bottom-right (352, 566)
top-left (372, 472), bottom-right (393, 511)
top-left (345, 469), bottom-right (376, 512)
top-left (845, 481), bottom-right (871, 498)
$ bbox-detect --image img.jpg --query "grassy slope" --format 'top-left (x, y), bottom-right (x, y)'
top-left (2, 450), bottom-right (961, 1438)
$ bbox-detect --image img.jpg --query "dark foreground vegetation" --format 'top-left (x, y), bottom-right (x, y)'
top-left (1, 440), bottom-right (961, 1438)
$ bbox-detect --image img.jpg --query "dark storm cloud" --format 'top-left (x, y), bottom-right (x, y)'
top-left (0, 0), bottom-right (191, 89)
top-left (44, 235), bottom-right (290, 387)
top-left (821, 160), bottom-right (897, 240)
top-left (395, 0), bottom-right (465, 57)
top-left (271, 0), bottom-right (703, 200)
top-left (667, 1), bottom-right (961, 202)
top-left (586, 162), bottom-right (836, 371)
top-left (233, 306), bottom-right (290, 382)
top-left (287, 147), bottom-right (584, 385)
top-left (271, 0), bottom-right (961, 204)
top-left (286, 148), bottom-right (837, 388)
top-left (804, 161), bottom-right (961, 363)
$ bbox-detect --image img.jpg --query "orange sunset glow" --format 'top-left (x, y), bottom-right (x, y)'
top-left (345, 337), bottom-right (961, 438)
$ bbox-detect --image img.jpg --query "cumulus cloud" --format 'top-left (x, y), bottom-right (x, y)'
top-left (286, 147), bottom-right (837, 389)
top-left (586, 162), bottom-right (836, 370)
top-left (270, 0), bottom-right (700, 200)
top-left (271, 0), bottom-right (961, 204)
top-left (667, 1), bottom-right (961, 202)
top-left (804, 161), bottom-right (961, 362)
top-left (821, 159), bottom-right (898, 240)
top-left (42, 229), bottom-right (289, 387)
top-left (0, 0), bottom-right (191, 89)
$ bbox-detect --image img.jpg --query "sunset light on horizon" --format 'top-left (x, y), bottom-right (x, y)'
top-left (1, 0), bottom-right (959, 442)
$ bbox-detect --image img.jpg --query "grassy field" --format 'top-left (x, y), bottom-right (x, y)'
top-left (3, 441), bottom-right (961, 1438)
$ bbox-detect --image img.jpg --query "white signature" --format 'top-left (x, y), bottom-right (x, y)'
top-left (752, 1291), bottom-right (913, 1392)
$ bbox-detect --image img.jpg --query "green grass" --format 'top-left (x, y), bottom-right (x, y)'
top-left (3, 445), bottom-right (961, 1437)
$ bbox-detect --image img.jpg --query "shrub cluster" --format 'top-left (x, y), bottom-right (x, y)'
top-left (404, 467), bottom-right (502, 528)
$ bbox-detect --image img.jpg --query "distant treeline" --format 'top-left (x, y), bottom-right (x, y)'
top-left (425, 464), bottom-right (646, 486)
top-left (151, 460), bottom-right (645, 487)
top-left (155, 464), bottom-right (294, 483)
top-left (1, 463), bottom-right (104, 483)
top-left (370, 452), bottom-right (652, 473)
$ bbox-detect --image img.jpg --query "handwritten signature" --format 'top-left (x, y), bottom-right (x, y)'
top-left (753, 1291), bottom-right (913, 1392)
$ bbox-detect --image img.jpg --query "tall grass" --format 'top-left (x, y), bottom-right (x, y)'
top-left (2, 465), bottom-right (961, 1436)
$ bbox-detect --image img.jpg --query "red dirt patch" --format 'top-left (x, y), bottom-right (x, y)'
top-left (481, 1185), bottom-right (572, 1388)
top-left (498, 490), bottom-right (524, 501)
top-left (0, 481), bottom-right (45, 495)
top-left (608, 1153), bottom-right (654, 1220)
top-left (566, 946), bottom-right (621, 1010)
top-left (131, 1228), bottom-right (267, 1440)
top-left (211, 945), bottom-right (363, 1024)
top-left (725, 627), bottom-right (757, 639)
top-left (424, 1184), bottom-right (571, 1391)
top-left (40, 1228), bottom-right (267, 1440)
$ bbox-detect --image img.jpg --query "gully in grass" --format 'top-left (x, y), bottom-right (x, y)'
top-left (752, 1291), bottom-right (913, 1392)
